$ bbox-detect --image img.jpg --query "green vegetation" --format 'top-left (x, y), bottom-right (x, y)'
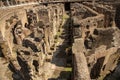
top-left (63, 14), bottom-right (69, 19)
top-left (65, 67), bottom-right (72, 72)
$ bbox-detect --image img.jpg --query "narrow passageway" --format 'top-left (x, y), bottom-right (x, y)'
top-left (48, 10), bottom-right (73, 80)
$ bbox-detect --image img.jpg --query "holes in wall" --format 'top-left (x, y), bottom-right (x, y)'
top-left (74, 24), bottom-right (80, 28)
top-left (48, 52), bottom-right (52, 55)
top-left (64, 2), bottom-right (70, 11)
top-left (55, 9), bottom-right (57, 14)
top-left (42, 43), bottom-right (45, 54)
top-left (93, 29), bottom-right (99, 35)
top-left (22, 39), bottom-right (39, 52)
top-left (115, 4), bottom-right (120, 29)
top-left (84, 39), bottom-right (92, 49)
top-left (102, 64), bottom-right (106, 71)
top-left (0, 46), bottom-right (4, 57)
top-left (86, 25), bottom-right (90, 29)
top-left (21, 51), bottom-right (30, 55)
top-left (85, 31), bottom-right (90, 37)
top-left (94, 23), bottom-right (97, 27)
top-left (43, 3), bottom-right (48, 7)
top-left (33, 60), bottom-right (39, 72)
top-left (46, 58), bottom-right (51, 62)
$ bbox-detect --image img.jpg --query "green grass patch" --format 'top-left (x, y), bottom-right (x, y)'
top-left (65, 67), bottom-right (72, 72)
top-left (63, 14), bottom-right (69, 19)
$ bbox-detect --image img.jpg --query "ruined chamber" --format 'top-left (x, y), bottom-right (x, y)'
top-left (0, 0), bottom-right (120, 80)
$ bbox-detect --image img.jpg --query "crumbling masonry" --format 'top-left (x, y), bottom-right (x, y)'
top-left (0, 0), bottom-right (120, 80)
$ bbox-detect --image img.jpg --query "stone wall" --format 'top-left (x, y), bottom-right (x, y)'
top-left (0, 3), bottom-right (65, 80)
top-left (83, 2), bottom-right (116, 28)
top-left (72, 3), bottom-right (120, 80)
top-left (0, 1), bottom-right (120, 80)
top-left (71, 3), bottom-right (104, 39)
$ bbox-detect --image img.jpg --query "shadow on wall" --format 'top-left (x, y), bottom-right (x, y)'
top-left (115, 4), bottom-right (120, 29)
top-left (48, 71), bottom-right (71, 80)
top-left (0, 46), bottom-right (4, 57)
top-left (90, 57), bottom-right (105, 79)
top-left (8, 56), bottom-right (32, 80)
top-left (48, 12), bottom-right (73, 80)
top-left (50, 17), bottom-right (72, 67)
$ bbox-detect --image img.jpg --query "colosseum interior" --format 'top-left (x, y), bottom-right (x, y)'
top-left (0, 0), bottom-right (120, 80)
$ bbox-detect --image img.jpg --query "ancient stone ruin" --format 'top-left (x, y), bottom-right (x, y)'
top-left (0, 0), bottom-right (120, 80)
